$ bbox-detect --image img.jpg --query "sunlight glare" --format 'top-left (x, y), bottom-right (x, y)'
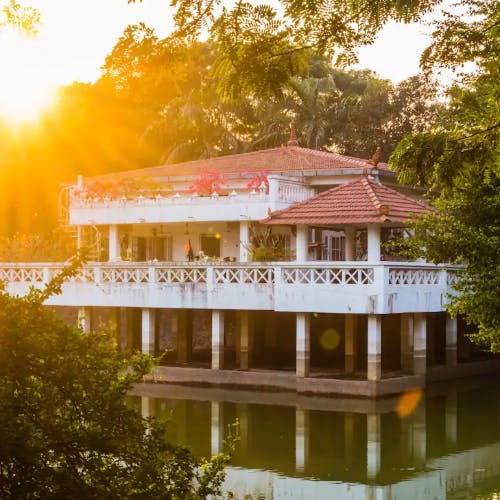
top-left (0, 29), bottom-right (56, 124)
top-left (396, 388), bottom-right (423, 418)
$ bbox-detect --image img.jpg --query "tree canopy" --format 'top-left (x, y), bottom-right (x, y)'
top-left (0, 262), bottom-right (230, 497)
top-left (389, 0), bottom-right (500, 350)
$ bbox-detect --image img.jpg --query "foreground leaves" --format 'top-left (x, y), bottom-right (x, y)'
top-left (0, 262), bottom-right (229, 498)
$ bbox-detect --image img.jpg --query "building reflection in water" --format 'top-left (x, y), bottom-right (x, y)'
top-left (133, 378), bottom-right (500, 499)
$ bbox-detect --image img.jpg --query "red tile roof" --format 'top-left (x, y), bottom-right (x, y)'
top-left (86, 146), bottom-right (390, 182)
top-left (263, 175), bottom-right (430, 225)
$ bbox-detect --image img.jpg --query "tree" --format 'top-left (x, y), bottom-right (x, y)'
top-left (0, 0), bottom-right (39, 34)
top-left (130, 0), bottom-right (441, 99)
top-left (389, 0), bottom-right (500, 350)
top-left (0, 261), bottom-right (231, 497)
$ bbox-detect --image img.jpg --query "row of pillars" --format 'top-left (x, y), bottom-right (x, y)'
top-left (78, 306), bottom-right (459, 380)
top-left (106, 222), bottom-right (253, 262)
top-left (140, 395), bottom-right (457, 479)
top-left (105, 221), bottom-right (383, 263)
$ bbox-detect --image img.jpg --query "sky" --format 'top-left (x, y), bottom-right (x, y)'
top-left (0, 0), bottom-right (434, 122)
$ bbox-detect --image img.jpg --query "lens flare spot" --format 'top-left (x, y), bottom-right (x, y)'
top-left (320, 328), bottom-right (341, 351)
top-left (396, 388), bottom-right (423, 418)
top-left (313, 313), bottom-right (319, 318)
top-left (215, 233), bottom-right (221, 239)
top-left (184, 243), bottom-right (191, 252)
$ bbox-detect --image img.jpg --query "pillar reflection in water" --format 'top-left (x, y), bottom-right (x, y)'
top-left (211, 401), bottom-right (223, 456)
top-left (366, 413), bottom-right (381, 480)
top-left (295, 409), bottom-right (309, 472)
top-left (445, 393), bottom-right (458, 447)
top-left (132, 381), bottom-right (500, 497)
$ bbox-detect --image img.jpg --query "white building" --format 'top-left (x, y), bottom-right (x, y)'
top-left (2, 132), bottom-right (498, 396)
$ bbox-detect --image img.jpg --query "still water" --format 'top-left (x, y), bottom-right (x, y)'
top-left (132, 377), bottom-right (500, 499)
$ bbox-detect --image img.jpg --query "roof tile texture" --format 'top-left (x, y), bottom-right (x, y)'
top-left (88, 146), bottom-right (389, 182)
top-left (263, 175), bottom-right (430, 225)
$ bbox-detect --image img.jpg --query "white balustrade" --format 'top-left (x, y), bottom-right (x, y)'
top-left (70, 191), bottom-right (270, 209)
top-left (388, 268), bottom-right (440, 285)
top-left (0, 267), bottom-right (45, 283)
top-left (282, 267), bottom-right (374, 285)
top-left (0, 262), bottom-right (461, 314)
top-left (0, 263), bottom-right (461, 288)
top-left (276, 182), bottom-right (313, 203)
top-left (100, 266), bottom-right (149, 284)
top-left (214, 267), bottom-right (274, 285)
top-left (156, 267), bottom-right (207, 284)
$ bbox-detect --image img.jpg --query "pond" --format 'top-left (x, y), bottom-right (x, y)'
top-left (132, 377), bottom-right (500, 499)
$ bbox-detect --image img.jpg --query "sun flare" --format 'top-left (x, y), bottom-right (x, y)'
top-left (0, 29), bottom-right (56, 124)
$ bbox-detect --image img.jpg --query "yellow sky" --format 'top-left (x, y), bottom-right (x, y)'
top-left (0, 0), bottom-right (433, 122)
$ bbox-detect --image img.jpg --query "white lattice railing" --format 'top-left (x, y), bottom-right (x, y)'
top-left (214, 267), bottom-right (274, 285)
top-left (101, 267), bottom-right (149, 284)
top-left (0, 262), bottom-right (460, 290)
top-left (157, 267), bottom-right (207, 284)
top-left (388, 268), bottom-right (440, 285)
top-left (282, 267), bottom-right (374, 285)
top-left (0, 267), bottom-right (45, 283)
top-left (447, 271), bottom-right (462, 287)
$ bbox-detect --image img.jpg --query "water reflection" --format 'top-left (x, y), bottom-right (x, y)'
top-left (132, 378), bottom-right (500, 498)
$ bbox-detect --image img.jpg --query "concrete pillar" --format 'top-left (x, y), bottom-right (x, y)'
top-left (367, 225), bottom-right (381, 262)
top-left (413, 313), bottom-right (427, 375)
top-left (367, 413), bottom-right (381, 479)
top-left (367, 315), bottom-right (382, 381)
top-left (344, 226), bottom-right (356, 261)
top-left (108, 224), bottom-right (121, 261)
top-left (239, 310), bottom-right (250, 370)
top-left (211, 401), bottom-right (223, 456)
top-left (141, 308), bottom-right (156, 355)
top-left (400, 313), bottom-right (414, 372)
top-left (345, 314), bottom-right (356, 374)
top-left (177, 310), bottom-right (192, 363)
top-left (212, 310), bottom-right (225, 370)
top-left (296, 224), bottom-right (309, 262)
top-left (296, 312), bottom-right (310, 377)
top-left (295, 409), bottom-right (309, 472)
top-left (239, 220), bottom-right (250, 262)
top-left (78, 306), bottom-right (92, 333)
top-left (445, 392), bottom-right (458, 447)
top-left (446, 315), bottom-right (458, 365)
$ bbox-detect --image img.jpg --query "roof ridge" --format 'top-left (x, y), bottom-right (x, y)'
top-left (369, 178), bottom-right (431, 210)
top-left (361, 175), bottom-right (382, 210)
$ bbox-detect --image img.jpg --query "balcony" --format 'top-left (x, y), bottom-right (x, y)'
top-left (68, 175), bottom-right (315, 225)
top-left (0, 261), bottom-right (460, 314)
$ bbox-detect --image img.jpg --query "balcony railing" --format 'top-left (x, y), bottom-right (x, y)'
top-left (0, 261), bottom-right (459, 288)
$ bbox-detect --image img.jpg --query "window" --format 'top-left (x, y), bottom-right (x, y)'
top-left (130, 236), bottom-right (173, 261)
top-left (200, 235), bottom-right (221, 258)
